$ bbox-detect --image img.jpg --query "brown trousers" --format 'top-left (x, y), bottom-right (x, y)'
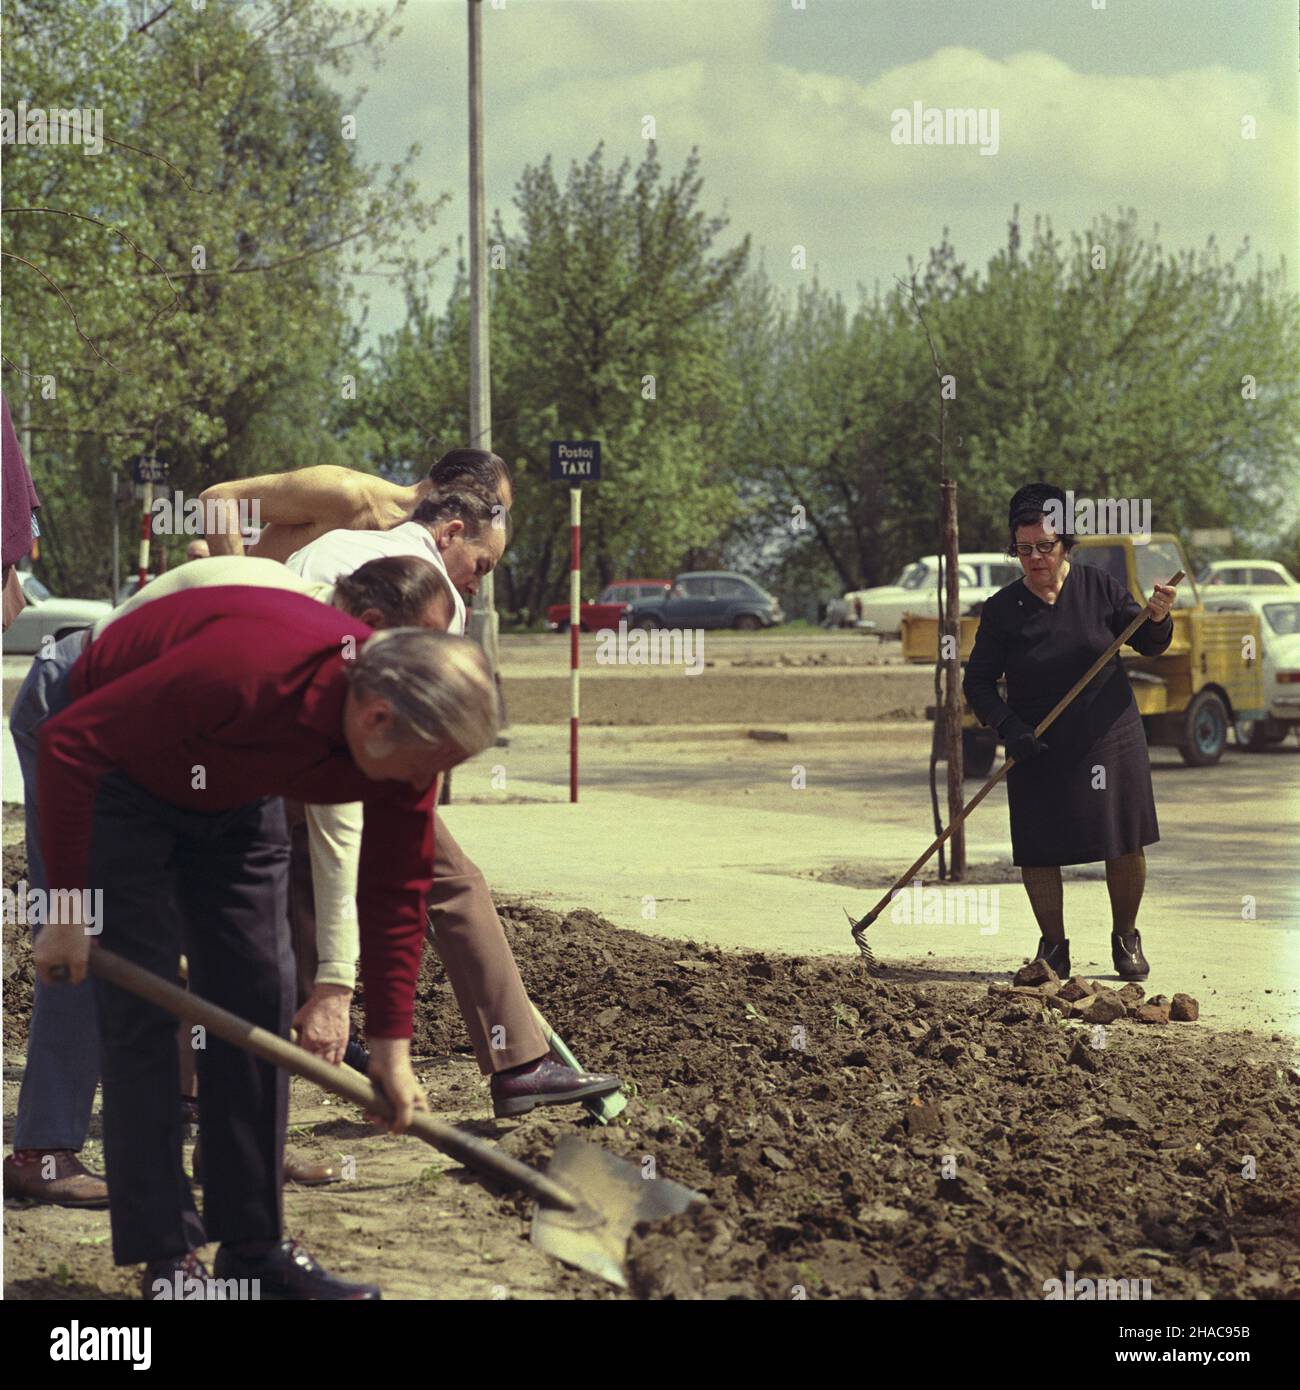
top-left (286, 806), bottom-right (548, 1074)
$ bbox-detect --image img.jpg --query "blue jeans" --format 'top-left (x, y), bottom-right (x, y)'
top-left (10, 631), bottom-right (101, 1151)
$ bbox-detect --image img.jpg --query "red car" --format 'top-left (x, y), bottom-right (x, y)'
top-left (547, 579), bottom-right (671, 632)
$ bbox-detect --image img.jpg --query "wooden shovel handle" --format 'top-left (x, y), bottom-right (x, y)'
top-left (76, 943), bottom-right (578, 1211)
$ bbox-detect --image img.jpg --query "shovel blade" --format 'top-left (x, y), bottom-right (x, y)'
top-left (530, 1136), bottom-right (703, 1288)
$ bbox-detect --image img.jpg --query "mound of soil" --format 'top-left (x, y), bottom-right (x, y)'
top-left (398, 898), bottom-right (1300, 1300)
top-left (8, 823), bottom-right (1298, 1300)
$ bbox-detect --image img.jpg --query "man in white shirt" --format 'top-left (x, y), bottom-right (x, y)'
top-left (285, 487), bottom-right (623, 1118)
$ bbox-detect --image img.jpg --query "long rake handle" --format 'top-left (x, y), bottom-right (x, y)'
top-left (852, 570), bottom-right (1183, 945)
top-left (78, 943), bottom-right (579, 1211)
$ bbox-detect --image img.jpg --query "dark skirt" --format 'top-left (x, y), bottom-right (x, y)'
top-left (1007, 701), bottom-right (1159, 867)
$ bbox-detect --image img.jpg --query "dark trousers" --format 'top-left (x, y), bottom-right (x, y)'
top-left (88, 773), bottom-right (294, 1266)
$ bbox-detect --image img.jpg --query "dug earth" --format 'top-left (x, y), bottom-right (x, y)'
top-left (4, 836), bottom-right (1298, 1299)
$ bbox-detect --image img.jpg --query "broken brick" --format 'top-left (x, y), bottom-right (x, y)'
top-left (1079, 993), bottom-right (1127, 1024)
top-left (1013, 959), bottom-right (1060, 988)
top-left (1170, 994), bottom-right (1200, 1022)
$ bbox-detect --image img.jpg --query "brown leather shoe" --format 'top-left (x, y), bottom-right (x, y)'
top-left (490, 1057), bottom-right (623, 1118)
top-left (284, 1151), bottom-right (341, 1186)
top-left (4, 1150), bottom-right (109, 1208)
top-left (191, 1140), bottom-right (340, 1187)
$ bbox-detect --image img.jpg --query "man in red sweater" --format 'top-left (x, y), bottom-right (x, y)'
top-left (34, 585), bottom-right (498, 1299)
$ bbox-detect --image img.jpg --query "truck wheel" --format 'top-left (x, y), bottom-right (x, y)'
top-left (733, 613), bottom-right (761, 631)
top-left (555, 620), bottom-right (570, 634)
top-left (1179, 690), bottom-right (1229, 766)
top-left (962, 727), bottom-right (998, 778)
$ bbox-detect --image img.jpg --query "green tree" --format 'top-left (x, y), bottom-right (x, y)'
top-left (339, 143), bottom-right (750, 619)
top-left (726, 210), bottom-right (1299, 607)
top-left (2, 0), bottom-right (441, 594)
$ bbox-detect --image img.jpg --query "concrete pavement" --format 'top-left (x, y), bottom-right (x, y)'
top-left (440, 760), bottom-right (1300, 1039)
top-left (6, 710), bottom-right (1297, 1039)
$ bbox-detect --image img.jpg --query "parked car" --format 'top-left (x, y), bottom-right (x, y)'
top-left (841, 553), bottom-right (1021, 635)
top-left (3, 573), bottom-right (112, 655)
top-left (1201, 587), bottom-right (1300, 748)
top-left (546, 579), bottom-right (671, 632)
top-left (627, 571), bottom-right (782, 630)
top-left (1197, 559), bottom-right (1298, 589)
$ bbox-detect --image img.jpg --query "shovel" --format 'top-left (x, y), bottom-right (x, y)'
top-left (533, 1005), bottom-right (628, 1125)
top-left (850, 571), bottom-right (1184, 970)
top-left (64, 944), bottom-right (700, 1289)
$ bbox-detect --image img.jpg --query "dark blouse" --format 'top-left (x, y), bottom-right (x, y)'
top-left (963, 562), bottom-right (1173, 733)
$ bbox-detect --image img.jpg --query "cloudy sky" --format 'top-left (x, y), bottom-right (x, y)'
top-left (334, 0), bottom-right (1297, 341)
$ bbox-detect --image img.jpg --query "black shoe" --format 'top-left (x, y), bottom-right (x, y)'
top-left (214, 1238), bottom-right (381, 1300)
top-left (343, 1039), bottom-right (371, 1074)
top-left (141, 1250), bottom-right (211, 1301)
top-left (490, 1057), bottom-right (623, 1119)
top-left (1112, 930), bottom-right (1149, 980)
top-left (1033, 936), bottom-right (1070, 978)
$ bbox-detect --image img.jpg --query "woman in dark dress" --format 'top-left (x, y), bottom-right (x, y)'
top-left (962, 483), bottom-right (1179, 981)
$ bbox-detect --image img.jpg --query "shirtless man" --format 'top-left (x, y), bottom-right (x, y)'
top-left (200, 448), bottom-right (512, 562)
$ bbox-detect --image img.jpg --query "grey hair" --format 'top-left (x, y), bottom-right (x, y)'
top-left (347, 629), bottom-right (499, 758)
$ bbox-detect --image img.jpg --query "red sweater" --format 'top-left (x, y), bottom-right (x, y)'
top-left (37, 586), bottom-right (435, 1038)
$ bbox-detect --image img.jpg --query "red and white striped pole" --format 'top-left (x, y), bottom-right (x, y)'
top-left (137, 478), bottom-right (153, 593)
top-left (569, 485), bottom-right (581, 802)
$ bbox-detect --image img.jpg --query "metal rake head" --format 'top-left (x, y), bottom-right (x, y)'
top-left (846, 908), bottom-right (884, 976)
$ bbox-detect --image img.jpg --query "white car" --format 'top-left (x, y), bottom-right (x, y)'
top-left (1202, 587), bottom-right (1300, 748)
top-left (1198, 559), bottom-right (1298, 589)
top-left (2, 573), bottom-right (112, 655)
top-left (841, 553), bottom-right (1022, 635)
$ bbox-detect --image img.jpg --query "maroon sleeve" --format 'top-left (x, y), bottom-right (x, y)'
top-left (355, 792), bottom-right (436, 1038)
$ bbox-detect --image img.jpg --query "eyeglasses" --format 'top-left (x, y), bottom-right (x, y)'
top-left (1012, 540), bottom-right (1062, 557)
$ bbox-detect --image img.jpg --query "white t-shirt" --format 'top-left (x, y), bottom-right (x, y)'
top-left (93, 556), bottom-right (330, 639)
top-left (286, 522), bottom-right (465, 636)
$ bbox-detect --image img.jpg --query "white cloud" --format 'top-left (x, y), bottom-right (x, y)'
top-left (338, 5), bottom-right (1297, 333)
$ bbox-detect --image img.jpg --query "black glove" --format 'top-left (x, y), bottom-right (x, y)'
top-left (998, 713), bottom-right (1048, 762)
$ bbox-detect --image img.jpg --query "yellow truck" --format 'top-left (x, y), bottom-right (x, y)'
top-left (901, 533), bottom-right (1267, 775)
